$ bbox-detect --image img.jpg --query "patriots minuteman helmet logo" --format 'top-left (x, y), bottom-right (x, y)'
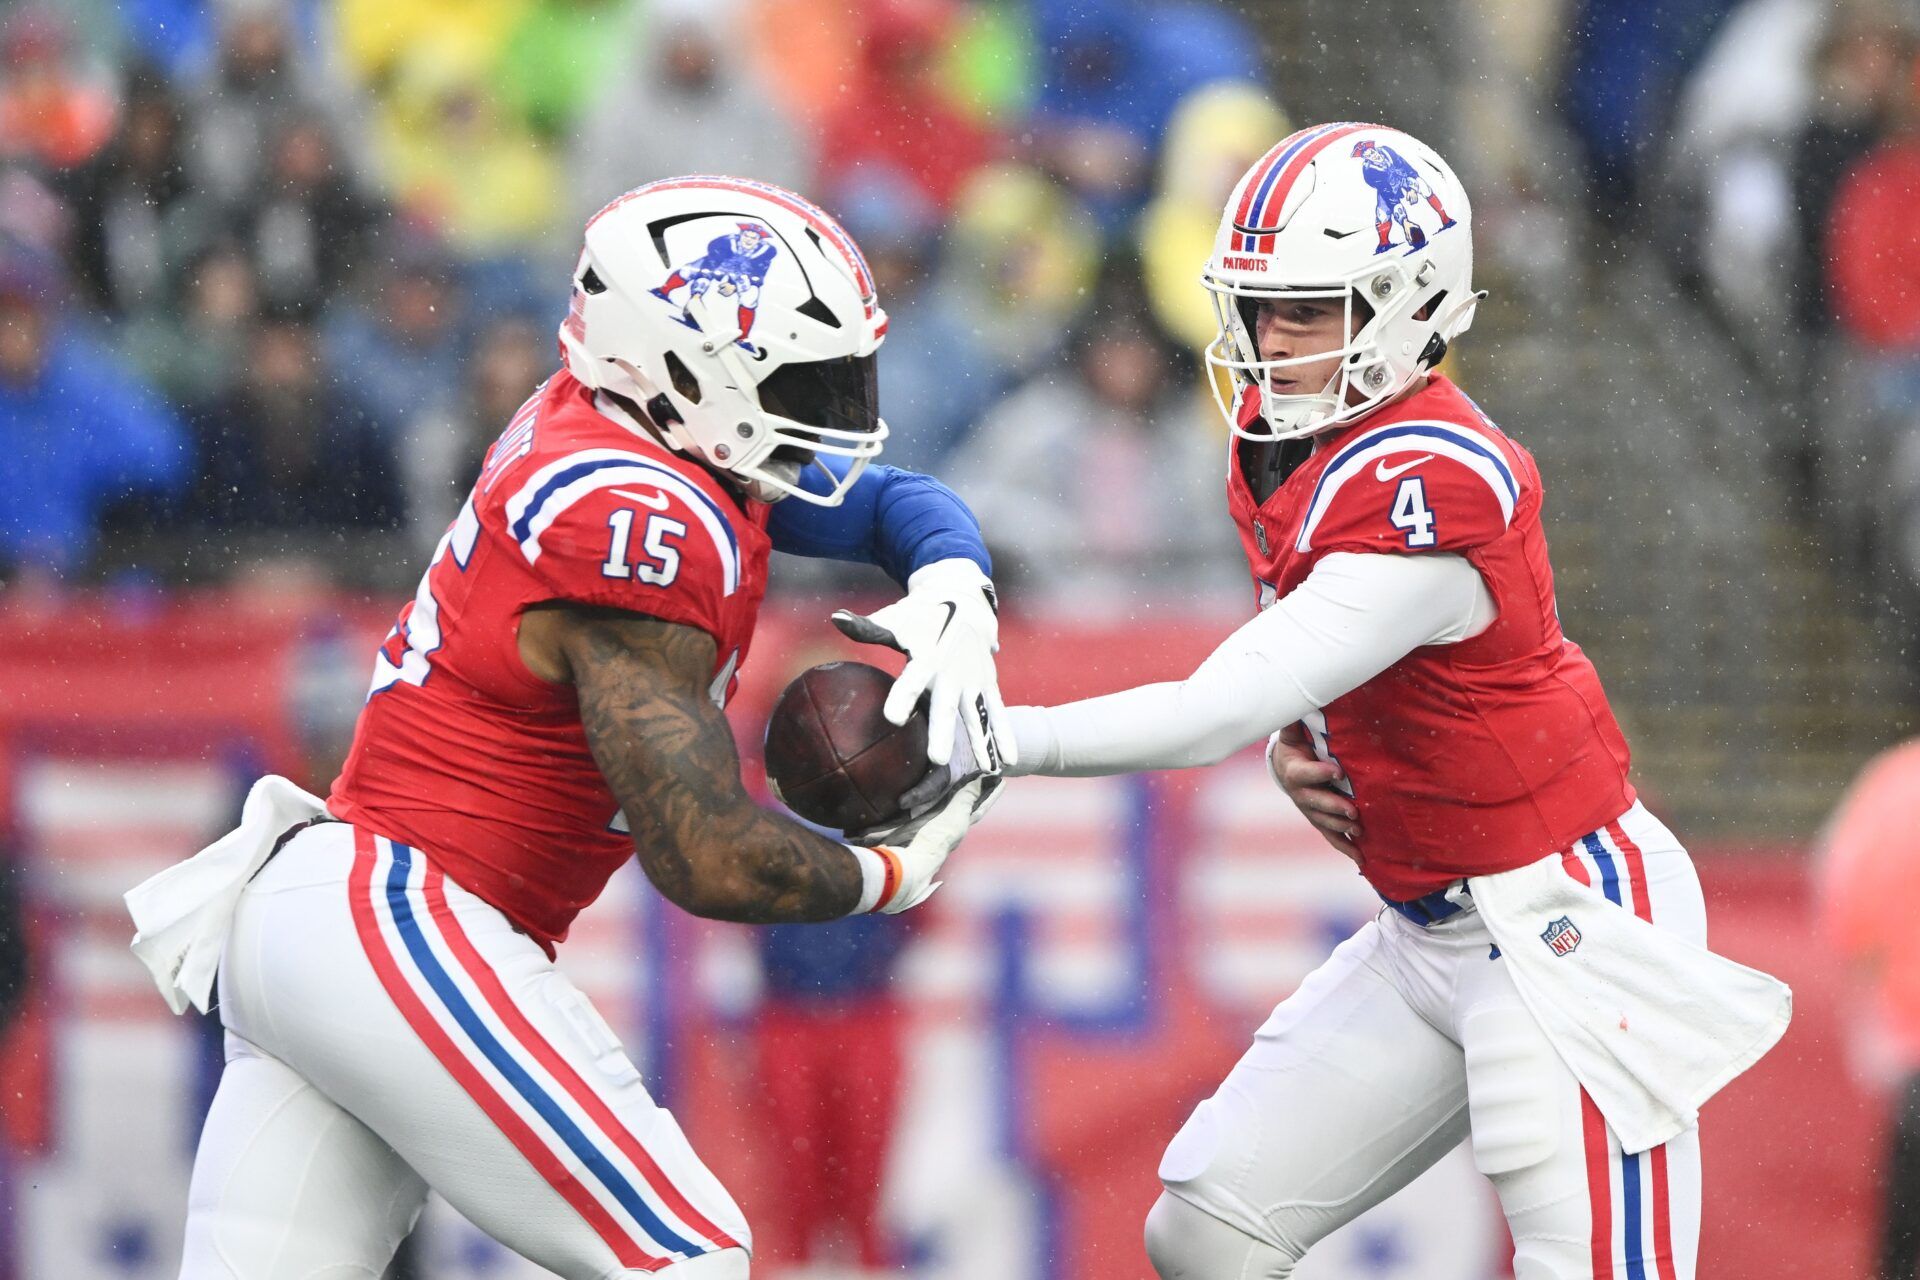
top-left (559, 176), bottom-right (890, 507)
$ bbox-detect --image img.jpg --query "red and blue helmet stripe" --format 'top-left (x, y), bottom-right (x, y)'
top-left (1231, 122), bottom-right (1383, 254)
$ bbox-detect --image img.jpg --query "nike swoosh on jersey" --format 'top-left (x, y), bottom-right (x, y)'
top-left (610, 487), bottom-right (674, 510)
top-left (1374, 454), bottom-right (1435, 483)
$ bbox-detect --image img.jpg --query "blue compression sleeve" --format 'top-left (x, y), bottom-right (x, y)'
top-left (766, 457), bottom-right (992, 587)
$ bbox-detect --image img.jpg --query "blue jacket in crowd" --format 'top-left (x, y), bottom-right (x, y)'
top-left (0, 322), bottom-right (191, 572)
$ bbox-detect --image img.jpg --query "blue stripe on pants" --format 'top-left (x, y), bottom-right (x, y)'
top-left (382, 842), bottom-right (703, 1258)
top-left (1620, 1148), bottom-right (1646, 1280)
top-left (1583, 833), bottom-right (1623, 908)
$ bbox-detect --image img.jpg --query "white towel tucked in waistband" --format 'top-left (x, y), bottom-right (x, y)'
top-left (1467, 853), bottom-right (1792, 1154)
top-left (124, 774), bottom-right (328, 1015)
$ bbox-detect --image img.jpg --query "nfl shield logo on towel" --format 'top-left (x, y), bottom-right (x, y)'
top-left (1541, 916), bottom-right (1582, 957)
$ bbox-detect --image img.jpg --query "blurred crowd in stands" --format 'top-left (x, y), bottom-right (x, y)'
top-left (5, 0), bottom-right (1920, 609)
top-left (1561, 0), bottom-right (1920, 602)
top-left (0, 0), bottom-right (1265, 605)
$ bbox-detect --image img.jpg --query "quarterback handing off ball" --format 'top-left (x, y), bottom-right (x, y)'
top-left (764, 662), bottom-right (931, 832)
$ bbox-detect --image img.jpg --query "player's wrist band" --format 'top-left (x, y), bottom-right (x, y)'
top-left (847, 843), bottom-right (905, 914)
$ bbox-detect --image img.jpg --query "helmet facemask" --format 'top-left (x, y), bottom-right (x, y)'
top-left (657, 286), bottom-right (887, 505)
top-left (1203, 258), bottom-right (1440, 442)
top-left (727, 344), bottom-right (886, 504)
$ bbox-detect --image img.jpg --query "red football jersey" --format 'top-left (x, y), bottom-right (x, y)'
top-left (329, 370), bottom-right (773, 949)
top-left (1227, 375), bottom-right (1635, 901)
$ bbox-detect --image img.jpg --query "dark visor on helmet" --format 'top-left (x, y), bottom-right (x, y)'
top-left (757, 353), bottom-right (881, 439)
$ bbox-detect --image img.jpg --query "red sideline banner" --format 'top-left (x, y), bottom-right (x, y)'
top-left (0, 592), bottom-right (1884, 1279)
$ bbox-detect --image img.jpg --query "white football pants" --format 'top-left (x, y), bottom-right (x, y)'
top-left (1153, 802), bottom-right (1704, 1280)
top-left (179, 822), bottom-right (751, 1280)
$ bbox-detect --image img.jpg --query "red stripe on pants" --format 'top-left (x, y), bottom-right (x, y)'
top-left (1607, 815), bottom-right (1677, 1275)
top-left (1582, 1088), bottom-right (1615, 1279)
top-left (1649, 1142), bottom-right (1679, 1280)
top-left (346, 830), bottom-right (663, 1270)
top-left (421, 864), bottom-right (739, 1251)
top-left (1606, 821), bottom-right (1655, 923)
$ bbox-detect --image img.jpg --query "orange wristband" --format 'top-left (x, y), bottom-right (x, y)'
top-left (848, 843), bottom-right (906, 913)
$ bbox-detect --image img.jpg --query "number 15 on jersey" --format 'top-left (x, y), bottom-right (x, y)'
top-left (601, 508), bottom-right (686, 586)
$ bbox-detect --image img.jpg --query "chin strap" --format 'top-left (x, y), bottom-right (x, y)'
top-left (1415, 288), bottom-right (1486, 371)
top-left (591, 389), bottom-right (675, 449)
top-left (1438, 289), bottom-right (1487, 344)
top-left (643, 393), bottom-right (683, 430)
top-left (740, 464), bottom-right (801, 505)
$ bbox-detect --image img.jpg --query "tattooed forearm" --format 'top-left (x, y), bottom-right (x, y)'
top-left (559, 609), bottom-right (865, 923)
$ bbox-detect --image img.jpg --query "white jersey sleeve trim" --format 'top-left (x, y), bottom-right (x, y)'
top-left (504, 448), bottom-right (741, 595)
top-left (1004, 552), bottom-right (1490, 778)
top-left (1296, 420), bottom-right (1521, 552)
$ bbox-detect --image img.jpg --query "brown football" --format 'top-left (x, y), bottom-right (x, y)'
top-left (763, 661), bottom-right (929, 833)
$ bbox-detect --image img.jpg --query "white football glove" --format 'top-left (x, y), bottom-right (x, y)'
top-left (831, 557), bottom-right (1014, 774)
top-left (851, 777), bottom-right (996, 914)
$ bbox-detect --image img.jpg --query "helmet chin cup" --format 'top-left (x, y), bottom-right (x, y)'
top-left (1252, 386), bottom-right (1344, 439)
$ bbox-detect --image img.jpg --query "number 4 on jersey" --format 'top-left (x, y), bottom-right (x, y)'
top-left (1390, 477), bottom-right (1437, 548)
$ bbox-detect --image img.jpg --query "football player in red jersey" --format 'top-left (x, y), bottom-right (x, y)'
top-left (127, 177), bottom-right (1010, 1280)
top-left (943, 126), bottom-right (1788, 1278)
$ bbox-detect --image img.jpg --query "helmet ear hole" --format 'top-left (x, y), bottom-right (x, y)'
top-left (1413, 289), bottom-right (1448, 323)
top-left (580, 266), bottom-right (608, 295)
top-left (663, 349), bottom-right (702, 403)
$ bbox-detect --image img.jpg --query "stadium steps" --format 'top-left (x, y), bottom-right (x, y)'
top-left (1461, 250), bottom-right (1912, 838)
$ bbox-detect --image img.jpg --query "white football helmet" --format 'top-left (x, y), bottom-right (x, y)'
top-left (1202, 124), bottom-right (1483, 441)
top-left (559, 175), bottom-right (890, 505)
